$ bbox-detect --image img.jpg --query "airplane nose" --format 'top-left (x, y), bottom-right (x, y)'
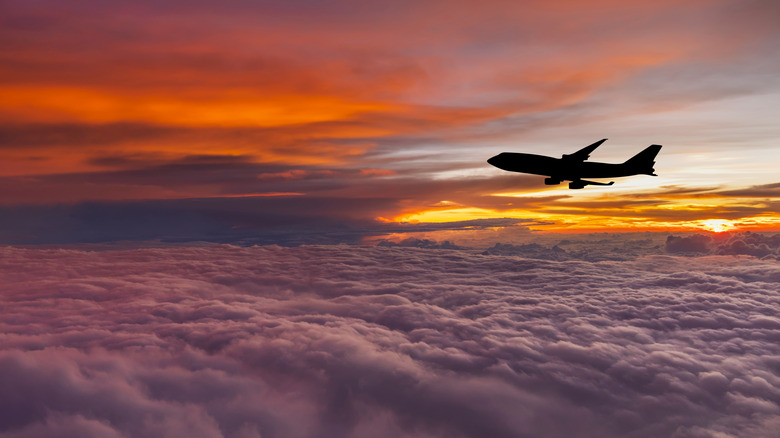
top-left (487, 155), bottom-right (500, 166)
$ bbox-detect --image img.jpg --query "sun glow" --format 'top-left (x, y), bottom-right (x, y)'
top-left (699, 219), bottom-right (735, 233)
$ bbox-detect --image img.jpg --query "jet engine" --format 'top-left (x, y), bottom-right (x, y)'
top-left (568, 181), bottom-right (586, 189)
top-left (544, 178), bottom-right (561, 185)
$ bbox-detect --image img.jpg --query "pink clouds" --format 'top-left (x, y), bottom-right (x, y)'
top-left (1, 244), bottom-right (779, 437)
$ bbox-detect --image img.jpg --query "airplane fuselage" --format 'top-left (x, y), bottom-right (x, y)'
top-left (487, 153), bottom-right (647, 180)
top-left (487, 140), bottom-right (661, 189)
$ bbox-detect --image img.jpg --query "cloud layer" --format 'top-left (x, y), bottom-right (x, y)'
top-left (1, 244), bottom-right (778, 437)
top-left (666, 232), bottom-right (780, 259)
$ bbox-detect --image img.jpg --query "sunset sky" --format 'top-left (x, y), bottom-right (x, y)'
top-left (2, 0), bottom-right (779, 243)
top-left (3, 3), bottom-right (780, 437)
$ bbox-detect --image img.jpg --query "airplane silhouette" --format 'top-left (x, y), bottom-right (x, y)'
top-left (487, 139), bottom-right (662, 189)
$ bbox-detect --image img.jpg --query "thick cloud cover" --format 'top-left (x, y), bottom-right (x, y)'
top-left (476, 232), bottom-right (779, 261)
top-left (1, 244), bottom-right (779, 437)
top-left (666, 232), bottom-right (780, 259)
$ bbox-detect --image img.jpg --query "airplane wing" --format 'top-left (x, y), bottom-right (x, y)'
top-left (562, 138), bottom-right (607, 162)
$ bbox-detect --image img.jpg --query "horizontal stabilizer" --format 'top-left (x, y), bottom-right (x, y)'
top-left (569, 180), bottom-right (614, 189)
top-left (582, 180), bottom-right (614, 186)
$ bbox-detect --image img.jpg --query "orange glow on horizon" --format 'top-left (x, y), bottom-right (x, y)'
top-left (392, 207), bottom-right (780, 233)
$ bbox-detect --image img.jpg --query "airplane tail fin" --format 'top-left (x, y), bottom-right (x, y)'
top-left (623, 144), bottom-right (662, 175)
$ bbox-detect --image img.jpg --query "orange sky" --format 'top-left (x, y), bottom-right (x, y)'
top-left (1, 0), bottom-right (779, 242)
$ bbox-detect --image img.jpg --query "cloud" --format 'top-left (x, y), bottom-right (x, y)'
top-left (665, 232), bottom-right (780, 259)
top-left (716, 182), bottom-right (780, 198)
top-left (714, 232), bottom-right (780, 259)
top-left (1, 244), bottom-right (779, 437)
top-left (477, 232), bottom-right (778, 261)
top-left (376, 237), bottom-right (463, 249)
top-left (482, 242), bottom-right (571, 260)
top-left (0, 191), bottom-right (550, 245)
top-left (666, 234), bottom-right (714, 254)
top-left (478, 234), bottom-right (669, 262)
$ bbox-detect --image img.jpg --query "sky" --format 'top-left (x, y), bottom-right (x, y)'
top-left (1, 0), bottom-right (779, 244)
top-left (2, 3), bottom-right (780, 437)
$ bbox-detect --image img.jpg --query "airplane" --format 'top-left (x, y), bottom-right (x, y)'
top-left (487, 139), bottom-right (662, 189)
